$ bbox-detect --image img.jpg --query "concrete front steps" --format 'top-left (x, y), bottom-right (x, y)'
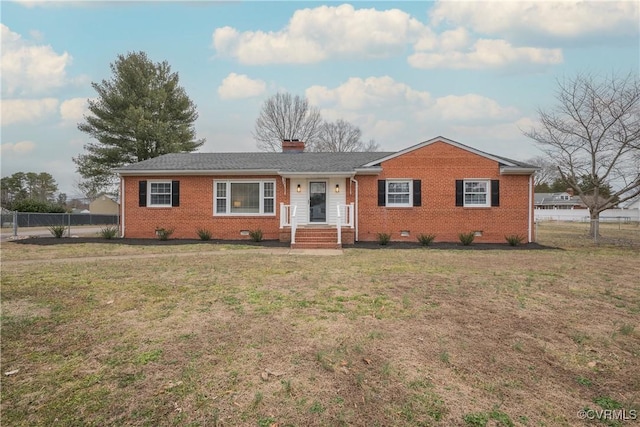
top-left (291, 227), bottom-right (341, 249)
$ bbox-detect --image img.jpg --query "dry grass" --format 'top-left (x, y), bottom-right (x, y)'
top-left (1, 223), bottom-right (639, 426)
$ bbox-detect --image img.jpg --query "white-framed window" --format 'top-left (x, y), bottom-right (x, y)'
top-left (386, 180), bottom-right (412, 207)
top-left (214, 180), bottom-right (276, 215)
top-left (464, 180), bottom-right (490, 207)
top-left (149, 181), bottom-right (172, 207)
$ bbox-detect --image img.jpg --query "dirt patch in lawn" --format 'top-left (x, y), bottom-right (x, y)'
top-left (1, 299), bottom-right (51, 319)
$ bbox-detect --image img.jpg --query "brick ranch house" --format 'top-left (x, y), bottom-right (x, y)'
top-left (116, 136), bottom-right (538, 247)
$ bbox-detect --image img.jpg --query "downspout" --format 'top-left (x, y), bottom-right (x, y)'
top-left (350, 176), bottom-right (359, 241)
top-left (528, 174), bottom-right (533, 243)
top-left (120, 176), bottom-right (125, 238)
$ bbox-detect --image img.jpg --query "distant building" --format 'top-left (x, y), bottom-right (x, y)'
top-left (89, 194), bottom-right (119, 215)
top-left (535, 189), bottom-right (587, 210)
top-left (623, 197), bottom-right (640, 210)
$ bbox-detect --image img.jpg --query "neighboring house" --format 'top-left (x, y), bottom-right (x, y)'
top-left (622, 197), bottom-right (640, 210)
top-left (89, 194), bottom-right (120, 215)
top-left (534, 190), bottom-right (587, 210)
top-left (115, 136), bottom-right (537, 247)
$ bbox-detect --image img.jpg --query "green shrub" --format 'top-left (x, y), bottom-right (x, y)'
top-left (155, 227), bottom-right (174, 241)
top-left (196, 228), bottom-right (212, 241)
top-left (377, 233), bottom-right (391, 245)
top-left (417, 233), bottom-right (436, 246)
top-left (48, 225), bottom-right (67, 238)
top-left (10, 198), bottom-right (66, 213)
top-left (505, 234), bottom-right (524, 246)
top-left (99, 225), bottom-right (119, 239)
top-left (249, 229), bottom-right (263, 242)
top-left (459, 232), bottom-right (475, 246)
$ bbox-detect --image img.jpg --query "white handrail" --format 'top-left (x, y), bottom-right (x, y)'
top-left (291, 205), bottom-right (297, 244)
top-left (336, 205), bottom-right (342, 245)
top-left (279, 203), bottom-right (289, 227)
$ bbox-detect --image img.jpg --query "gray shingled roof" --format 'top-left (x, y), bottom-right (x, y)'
top-left (116, 152), bottom-right (394, 173)
top-left (116, 137), bottom-right (538, 174)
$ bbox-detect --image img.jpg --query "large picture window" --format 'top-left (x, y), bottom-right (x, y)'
top-left (214, 180), bottom-right (276, 215)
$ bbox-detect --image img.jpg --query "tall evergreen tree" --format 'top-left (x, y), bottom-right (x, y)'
top-left (74, 51), bottom-right (205, 195)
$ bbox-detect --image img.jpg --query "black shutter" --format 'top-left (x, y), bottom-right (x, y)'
top-left (171, 181), bottom-right (180, 207)
top-left (378, 180), bottom-right (386, 206)
top-left (455, 180), bottom-right (464, 206)
top-left (139, 180), bottom-right (147, 207)
top-left (491, 180), bottom-right (500, 207)
top-left (413, 180), bottom-right (421, 207)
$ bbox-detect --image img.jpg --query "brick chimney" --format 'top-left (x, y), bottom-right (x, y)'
top-left (282, 139), bottom-right (305, 153)
top-left (566, 188), bottom-right (574, 197)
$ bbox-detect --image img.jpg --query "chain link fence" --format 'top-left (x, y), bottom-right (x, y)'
top-left (535, 219), bottom-right (640, 247)
top-left (1, 211), bottom-right (119, 238)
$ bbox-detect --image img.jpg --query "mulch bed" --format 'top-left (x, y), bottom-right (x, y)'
top-left (9, 236), bottom-right (557, 250)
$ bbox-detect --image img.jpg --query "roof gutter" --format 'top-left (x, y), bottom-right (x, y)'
top-left (116, 169), bottom-right (280, 176)
top-left (500, 167), bottom-right (539, 175)
top-left (278, 171), bottom-right (356, 178)
top-left (353, 167), bottom-right (383, 175)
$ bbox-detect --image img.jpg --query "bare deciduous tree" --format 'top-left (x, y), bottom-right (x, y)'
top-left (314, 119), bottom-right (379, 152)
top-left (525, 72), bottom-right (640, 239)
top-left (253, 93), bottom-right (323, 152)
top-left (526, 156), bottom-right (559, 189)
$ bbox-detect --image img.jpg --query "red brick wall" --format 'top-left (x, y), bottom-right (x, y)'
top-left (122, 175), bottom-right (286, 240)
top-left (355, 141), bottom-right (533, 243)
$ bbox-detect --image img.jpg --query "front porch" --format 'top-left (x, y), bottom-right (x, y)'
top-left (279, 203), bottom-right (355, 248)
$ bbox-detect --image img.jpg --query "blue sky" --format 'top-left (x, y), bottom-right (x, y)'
top-left (2, 0), bottom-right (639, 197)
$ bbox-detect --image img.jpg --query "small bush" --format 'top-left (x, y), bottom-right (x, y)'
top-left (417, 233), bottom-right (436, 246)
top-left (197, 228), bottom-right (212, 241)
top-left (377, 233), bottom-right (391, 245)
top-left (249, 229), bottom-right (263, 242)
top-left (155, 227), bottom-right (174, 241)
top-left (48, 225), bottom-right (67, 238)
top-left (459, 232), bottom-right (475, 246)
top-left (99, 225), bottom-right (119, 239)
top-left (505, 234), bottom-right (524, 246)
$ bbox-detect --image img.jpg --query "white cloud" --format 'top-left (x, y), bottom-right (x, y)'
top-left (305, 76), bottom-right (524, 152)
top-left (409, 39), bottom-right (562, 69)
top-left (1, 140), bottom-right (36, 154)
top-left (1, 98), bottom-right (59, 126)
top-left (306, 76), bottom-right (432, 110)
top-left (218, 73), bottom-right (266, 100)
top-left (370, 120), bottom-right (406, 140)
top-left (431, 94), bottom-right (520, 122)
top-left (12, 0), bottom-right (89, 8)
top-left (1, 24), bottom-right (72, 95)
top-left (60, 97), bottom-right (89, 124)
top-left (213, 4), bottom-right (428, 64)
top-left (430, 1), bottom-right (639, 41)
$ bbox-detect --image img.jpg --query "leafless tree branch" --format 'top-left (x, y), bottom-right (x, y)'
top-left (524, 72), bottom-right (640, 238)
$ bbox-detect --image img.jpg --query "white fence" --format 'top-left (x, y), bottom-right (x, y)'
top-left (535, 208), bottom-right (640, 222)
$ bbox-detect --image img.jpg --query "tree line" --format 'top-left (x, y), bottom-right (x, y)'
top-left (0, 172), bottom-right (66, 212)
